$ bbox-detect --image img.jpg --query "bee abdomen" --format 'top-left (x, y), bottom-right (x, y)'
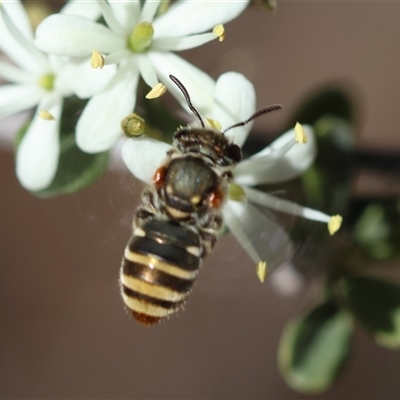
top-left (120, 219), bottom-right (202, 325)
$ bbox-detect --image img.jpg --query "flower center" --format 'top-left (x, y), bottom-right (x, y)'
top-left (38, 73), bottom-right (55, 91)
top-left (128, 21), bottom-right (154, 53)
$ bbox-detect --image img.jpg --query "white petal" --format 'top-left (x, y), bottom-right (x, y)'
top-left (234, 126), bottom-right (316, 185)
top-left (35, 14), bottom-right (124, 57)
top-left (152, 32), bottom-right (216, 52)
top-left (153, 0), bottom-right (249, 38)
top-left (122, 137), bottom-right (172, 184)
top-left (140, 0), bottom-right (161, 22)
top-left (96, 0), bottom-right (125, 35)
top-left (0, 6), bottom-right (48, 74)
top-left (0, 61), bottom-right (34, 84)
top-left (76, 61), bottom-right (139, 153)
top-left (0, 84), bottom-right (43, 120)
top-left (56, 56), bottom-right (117, 98)
top-left (16, 97), bottom-right (62, 191)
top-left (61, 0), bottom-right (102, 20)
top-left (223, 200), bottom-right (293, 272)
top-left (147, 51), bottom-right (215, 116)
top-left (137, 54), bottom-right (158, 87)
top-left (108, 0), bottom-right (140, 35)
top-left (212, 72), bottom-right (256, 147)
top-left (2, 0), bottom-right (33, 39)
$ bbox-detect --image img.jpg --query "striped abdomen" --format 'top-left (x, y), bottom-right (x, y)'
top-left (120, 219), bottom-right (202, 325)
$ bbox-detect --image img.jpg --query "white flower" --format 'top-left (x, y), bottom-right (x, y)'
top-left (0, 0), bottom-right (114, 191)
top-left (34, 0), bottom-right (249, 153)
top-left (121, 72), bottom-right (342, 279)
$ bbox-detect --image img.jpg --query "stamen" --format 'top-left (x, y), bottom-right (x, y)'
top-left (328, 215), bottom-right (343, 235)
top-left (206, 118), bottom-right (222, 131)
top-left (256, 261), bottom-right (268, 283)
top-left (294, 122), bottom-right (308, 144)
top-left (121, 113), bottom-right (145, 137)
top-left (38, 109), bottom-right (55, 120)
top-left (213, 24), bottom-right (225, 42)
top-left (128, 21), bottom-right (154, 53)
top-left (145, 83), bottom-right (167, 99)
top-left (91, 50), bottom-right (104, 69)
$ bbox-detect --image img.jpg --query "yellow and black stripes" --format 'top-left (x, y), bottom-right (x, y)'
top-left (120, 219), bottom-right (202, 325)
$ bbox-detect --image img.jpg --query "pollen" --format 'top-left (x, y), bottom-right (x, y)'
top-left (206, 118), bottom-right (222, 131)
top-left (213, 24), bottom-right (225, 42)
top-left (146, 83), bottom-right (167, 99)
top-left (294, 122), bottom-right (308, 144)
top-left (91, 50), bottom-right (104, 69)
top-left (256, 261), bottom-right (268, 283)
top-left (38, 109), bottom-right (55, 120)
top-left (328, 214), bottom-right (343, 235)
top-left (121, 113), bottom-right (145, 137)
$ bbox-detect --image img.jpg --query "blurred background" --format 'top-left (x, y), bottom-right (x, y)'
top-left (1, 1), bottom-right (400, 398)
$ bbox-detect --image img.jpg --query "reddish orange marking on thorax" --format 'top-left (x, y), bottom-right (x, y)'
top-left (153, 166), bottom-right (167, 189)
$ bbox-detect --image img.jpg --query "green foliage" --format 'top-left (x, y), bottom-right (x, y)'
top-left (278, 298), bottom-right (353, 394)
top-left (339, 275), bottom-right (400, 348)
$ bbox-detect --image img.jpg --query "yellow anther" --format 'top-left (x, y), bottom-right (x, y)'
top-left (91, 50), bottom-right (104, 69)
top-left (38, 109), bottom-right (55, 120)
top-left (145, 83), bottom-right (167, 99)
top-left (256, 261), bottom-right (268, 283)
top-left (213, 24), bottom-right (225, 42)
top-left (328, 215), bottom-right (343, 235)
top-left (228, 183), bottom-right (246, 202)
top-left (206, 118), bottom-right (222, 131)
top-left (294, 122), bottom-right (308, 144)
top-left (121, 113), bottom-right (145, 137)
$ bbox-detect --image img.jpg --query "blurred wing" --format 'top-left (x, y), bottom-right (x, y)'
top-left (223, 200), bottom-right (294, 274)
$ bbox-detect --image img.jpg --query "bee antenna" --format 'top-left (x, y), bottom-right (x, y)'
top-left (169, 75), bottom-right (205, 128)
top-left (222, 104), bottom-right (283, 134)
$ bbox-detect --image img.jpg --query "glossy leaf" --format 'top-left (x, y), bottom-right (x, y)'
top-left (35, 134), bottom-right (109, 197)
top-left (278, 298), bottom-right (353, 394)
top-left (339, 275), bottom-right (400, 348)
top-left (352, 198), bottom-right (400, 261)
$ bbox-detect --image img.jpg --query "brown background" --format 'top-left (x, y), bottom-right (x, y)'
top-left (1, 2), bottom-right (400, 398)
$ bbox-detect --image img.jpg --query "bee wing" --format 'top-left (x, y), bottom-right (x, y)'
top-left (223, 200), bottom-right (294, 274)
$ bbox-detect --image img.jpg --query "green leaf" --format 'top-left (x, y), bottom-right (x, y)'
top-left (35, 134), bottom-right (109, 197)
top-left (278, 299), bottom-right (353, 394)
top-left (352, 198), bottom-right (400, 261)
top-left (339, 275), bottom-right (400, 348)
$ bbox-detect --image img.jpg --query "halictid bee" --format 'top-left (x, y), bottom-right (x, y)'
top-left (120, 75), bottom-right (283, 326)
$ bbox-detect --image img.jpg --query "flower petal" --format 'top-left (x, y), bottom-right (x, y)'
top-left (2, 0), bottom-right (33, 40)
top-left (147, 51), bottom-right (215, 116)
top-left (0, 84), bottom-right (43, 120)
top-left (0, 5), bottom-right (48, 74)
top-left (15, 97), bottom-right (62, 191)
top-left (223, 200), bottom-right (293, 273)
top-left (152, 32), bottom-right (216, 52)
top-left (153, 0), bottom-right (249, 38)
top-left (212, 72), bottom-right (256, 147)
top-left (140, 0), bottom-right (161, 23)
top-left (122, 137), bottom-right (172, 184)
top-left (234, 126), bottom-right (316, 185)
top-left (61, 0), bottom-right (102, 20)
top-left (0, 61), bottom-right (34, 84)
top-left (56, 56), bottom-right (117, 98)
top-left (35, 14), bottom-right (124, 57)
top-left (108, 1), bottom-right (140, 35)
top-left (96, 0), bottom-right (125, 36)
top-left (76, 61), bottom-right (139, 153)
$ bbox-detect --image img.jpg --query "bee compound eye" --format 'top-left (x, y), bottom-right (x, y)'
top-left (227, 144), bottom-right (242, 163)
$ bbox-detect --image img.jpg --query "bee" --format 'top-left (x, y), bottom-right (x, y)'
top-left (120, 75), bottom-right (282, 325)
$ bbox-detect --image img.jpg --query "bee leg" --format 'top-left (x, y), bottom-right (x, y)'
top-left (197, 214), bottom-right (223, 257)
